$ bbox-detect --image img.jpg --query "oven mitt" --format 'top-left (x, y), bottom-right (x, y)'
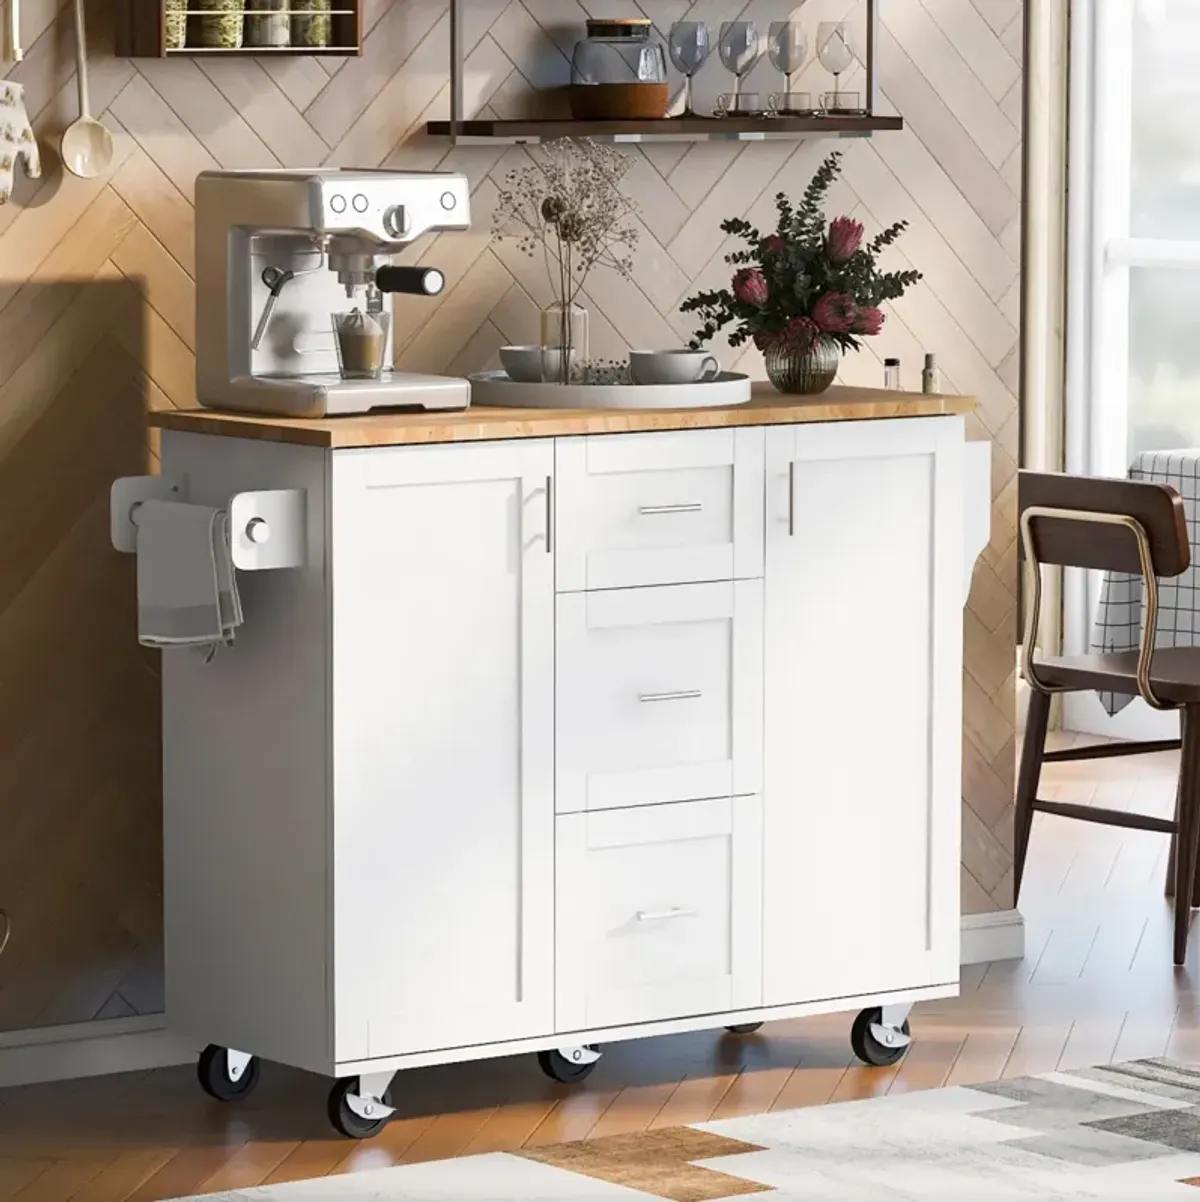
top-left (0, 82), bottom-right (40, 204)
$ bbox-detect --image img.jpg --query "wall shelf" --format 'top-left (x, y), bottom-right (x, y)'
top-left (424, 115), bottom-right (904, 145)
top-left (116, 3), bottom-right (363, 58)
top-left (433, 0), bottom-right (896, 145)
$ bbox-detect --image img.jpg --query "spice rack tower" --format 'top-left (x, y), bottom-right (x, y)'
top-left (117, 3), bottom-right (364, 56)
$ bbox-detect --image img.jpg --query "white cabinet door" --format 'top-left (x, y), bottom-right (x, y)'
top-left (330, 440), bottom-right (555, 1061)
top-left (556, 581), bottom-right (763, 813)
top-left (555, 428), bottom-right (764, 591)
top-left (556, 797), bottom-right (763, 1031)
top-left (763, 418), bottom-right (964, 1007)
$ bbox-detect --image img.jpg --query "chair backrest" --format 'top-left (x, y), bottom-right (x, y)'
top-left (1018, 470), bottom-right (1190, 578)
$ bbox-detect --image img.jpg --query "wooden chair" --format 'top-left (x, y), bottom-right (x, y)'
top-left (1016, 470), bottom-right (1200, 964)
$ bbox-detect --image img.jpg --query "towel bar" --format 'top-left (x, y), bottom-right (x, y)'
top-left (110, 476), bottom-right (306, 571)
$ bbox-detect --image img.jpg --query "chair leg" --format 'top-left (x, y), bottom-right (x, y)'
top-left (1014, 688), bottom-right (1051, 903)
top-left (1167, 780), bottom-right (1180, 899)
top-left (1174, 706), bottom-right (1200, 965)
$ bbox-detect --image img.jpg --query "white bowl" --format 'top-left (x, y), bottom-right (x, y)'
top-left (500, 345), bottom-right (575, 383)
top-left (499, 345), bottom-right (544, 383)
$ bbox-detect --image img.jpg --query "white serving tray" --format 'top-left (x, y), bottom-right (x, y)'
top-left (468, 370), bottom-right (752, 410)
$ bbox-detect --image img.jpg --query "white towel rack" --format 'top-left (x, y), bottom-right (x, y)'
top-left (110, 475), bottom-right (306, 571)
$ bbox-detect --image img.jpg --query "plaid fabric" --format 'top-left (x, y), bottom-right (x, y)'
top-left (1092, 451), bottom-right (1200, 714)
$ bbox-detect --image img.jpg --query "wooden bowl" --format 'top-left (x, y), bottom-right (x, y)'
top-left (568, 83), bottom-right (670, 121)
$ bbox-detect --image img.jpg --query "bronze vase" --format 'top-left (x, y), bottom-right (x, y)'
top-left (763, 338), bottom-right (840, 395)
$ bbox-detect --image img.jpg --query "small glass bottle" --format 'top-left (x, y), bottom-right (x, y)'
top-left (922, 353), bottom-right (942, 395)
top-left (884, 357), bottom-right (901, 390)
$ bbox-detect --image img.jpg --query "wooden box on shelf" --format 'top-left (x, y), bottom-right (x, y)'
top-left (116, 3), bottom-right (364, 57)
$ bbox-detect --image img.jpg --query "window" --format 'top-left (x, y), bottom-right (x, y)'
top-left (1064, 0), bottom-right (1200, 734)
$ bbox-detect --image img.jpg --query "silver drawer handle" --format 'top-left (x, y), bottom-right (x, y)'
top-left (638, 503), bottom-right (703, 515)
top-left (638, 690), bottom-right (702, 703)
top-left (636, 906), bottom-right (697, 923)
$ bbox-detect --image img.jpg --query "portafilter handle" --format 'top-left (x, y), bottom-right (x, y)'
top-left (375, 266), bottom-right (446, 297)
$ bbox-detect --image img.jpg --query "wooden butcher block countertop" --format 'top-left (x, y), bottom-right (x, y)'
top-left (149, 383), bottom-right (977, 449)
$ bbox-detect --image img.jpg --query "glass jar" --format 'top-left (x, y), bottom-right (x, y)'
top-left (165, 0), bottom-right (187, 50)
top-left (572, 18), bottom-right (668, 85)
top-left (192, 0), bottom-right (243, 50)
top-left (245, 0), bottom-right (290, 49)
top-left (291, 0), bottom-right (332, 49)
top-left (540, 302), bottom-right (589, 385)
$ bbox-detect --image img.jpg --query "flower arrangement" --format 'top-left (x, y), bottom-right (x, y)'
top-left (492, 139), bottom-right (640, 383)
top-left (680, 152), bottom-right (922, 393)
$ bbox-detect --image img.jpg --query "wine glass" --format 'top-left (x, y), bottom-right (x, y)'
top-left (668, 21), bottom-right (711, 117)
top-left (768, 21), bottom-right (809, 94)
top-left (816, 22), bottom-right (854, 112)
top-left (718, 21), bottom-right (762, 108)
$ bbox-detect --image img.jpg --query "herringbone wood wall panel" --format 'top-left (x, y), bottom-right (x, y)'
top-left (0, 0), bottom-right (1020, 1032)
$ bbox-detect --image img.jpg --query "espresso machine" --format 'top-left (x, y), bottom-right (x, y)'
top-left (195, 169), bottom-right (472, 418)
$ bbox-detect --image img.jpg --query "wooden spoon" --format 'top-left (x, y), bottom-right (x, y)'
top-left (7, 0), bottom-right (22, 61)
top-left (61, 0), bottom-right (113, 178)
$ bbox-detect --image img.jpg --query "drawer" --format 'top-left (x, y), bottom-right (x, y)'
top-left (556, 581), bottom-right (763, 814)
top-left (556, 797), bottom-right (763, 1032)
top-left (555, 428), bottom-right (764, 591)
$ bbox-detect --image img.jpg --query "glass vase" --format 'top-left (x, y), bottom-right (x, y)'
top-left (540, 302), bottom-right (589, 385)
top-left (764, 338), bottom-right (840, 395)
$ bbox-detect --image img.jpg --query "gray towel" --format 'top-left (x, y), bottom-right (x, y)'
top-left (136, 499), bottom-right (243, 650)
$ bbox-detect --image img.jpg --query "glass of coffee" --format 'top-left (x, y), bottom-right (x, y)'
top-left (332, 309), bottom-right (391, 381)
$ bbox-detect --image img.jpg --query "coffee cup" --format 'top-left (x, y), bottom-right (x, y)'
top-left (715, 92), bottom-right (763, 116)
top-left (629, 349), bottom-right (720, 386)
top-left (769, 91), bottom-right (813, 116)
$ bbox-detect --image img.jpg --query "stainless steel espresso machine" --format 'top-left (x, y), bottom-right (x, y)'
top-left (195, 169), bottom-right (472, 418)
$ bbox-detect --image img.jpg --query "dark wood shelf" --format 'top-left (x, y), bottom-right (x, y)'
top-left (116, 3), bottom-right (363, 58)
top-left (425, 114), bottom-right (904, 143)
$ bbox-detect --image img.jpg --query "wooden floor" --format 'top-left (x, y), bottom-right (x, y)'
top-left (3, 731), bottom-right (1200, 1201)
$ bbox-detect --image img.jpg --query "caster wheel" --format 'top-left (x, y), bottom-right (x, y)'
top-left (725, 1023), bottom-right (764, 1035)
top-left (328, 1078), bottom-right (392, 1140)
top-left (537, 1045), bottom-right (600, 1083)
top-left (850, 1008), bottom-right (911, 1068)
top-left (197, 1045), bottom-right (260, 1102)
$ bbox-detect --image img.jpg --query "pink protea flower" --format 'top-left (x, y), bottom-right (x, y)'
top-left (853, 305), bottom-right (885, 336)
top-left (783, 316), bottom-right (822, 354)
top-left (733, 267), bottom-right (769, 306)
top-left (759, 234), bottom-right (784, 257)
top-left (753, 330), bottom-right (780, 351)
top-left (826, 216), bottom-right (864, 263)
top-left (812, 292), bottom-right (857, 333)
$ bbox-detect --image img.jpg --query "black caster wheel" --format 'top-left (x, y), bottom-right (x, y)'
top-left (537, 1045), bottom-right (600, 1083)
top-left (850, 1008), bottom-right (912, 1067)
top-left (197, 1045), bottom-right (260, 1102)
top-left (725, 1023), bottom-right (764, 1035)
top-left (328, 1077), bottom-right (392, 1140)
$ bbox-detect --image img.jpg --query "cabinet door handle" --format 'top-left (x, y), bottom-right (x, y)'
top-left (638, 689), bottom-right (702, 703)
top-left (636, 906), bottom-right (697, 923)
top-left (638, 503), bottom-right (703, 516)
top-left (545, 475), bottom-right (553, 554)
top-left (788, 461), bottom-right (796, 536)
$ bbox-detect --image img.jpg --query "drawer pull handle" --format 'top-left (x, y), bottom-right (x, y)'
top-left (638, 503), bottom-right (703, 516)
top-left (788, 462), bottom-right (796, 536)
top-left (545, 475), bottom-right (553, 554)
top-left (638, 690), bottom-right (702, 703)
top-left (636, 906), bottom-right (697, 923)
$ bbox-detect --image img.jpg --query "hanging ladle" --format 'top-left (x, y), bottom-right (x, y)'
top-left (61, 0), bottom-right (113, 178)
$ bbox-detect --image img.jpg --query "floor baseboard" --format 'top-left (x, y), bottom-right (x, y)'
top-left (0, 912), bottom-right (1026, 1089)
top-left (0, 1015), bottom-right (197, 1090)
top-left (961, 908), bottom-right (1025, 965)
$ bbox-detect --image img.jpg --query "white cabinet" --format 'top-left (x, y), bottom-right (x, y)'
top-left (762, 418), bottom-right (964, 1007)
top-left (329, 440), bottom-right (555, 1061)
top-left (556, 796), bottom-right (763, 1030)
top-left (555, 581), bottom-right (763, 813)
top-left (554, 428), bottom-right (764, 591)
top-left (154, 411), bottom-right (973, 1095)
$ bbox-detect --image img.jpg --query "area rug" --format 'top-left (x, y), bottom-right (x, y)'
top-left (181, 1058), bottom-right (1200, 1200)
